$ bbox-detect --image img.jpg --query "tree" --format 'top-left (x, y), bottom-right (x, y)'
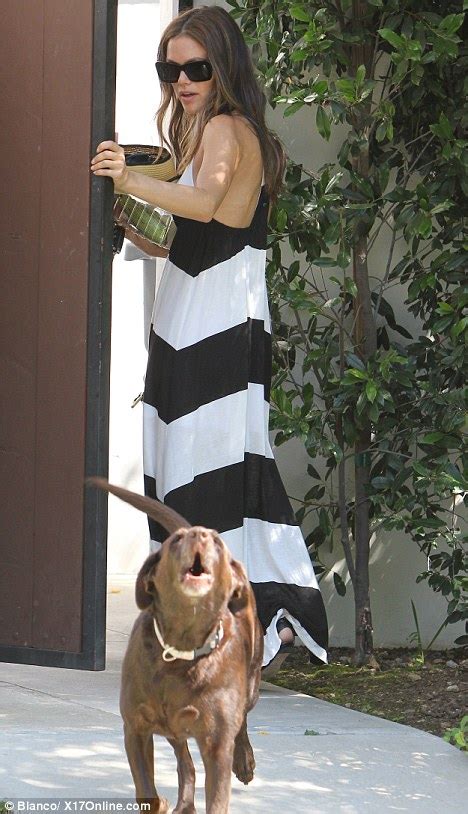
top-left (228, 0), bottom-right (468, 664)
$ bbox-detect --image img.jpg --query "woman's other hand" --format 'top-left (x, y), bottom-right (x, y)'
top-left (91, 141), bottom-right (130, 192)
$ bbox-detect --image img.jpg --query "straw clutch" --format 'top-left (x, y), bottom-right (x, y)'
top-left (113, 145), bottom-right (178, 254)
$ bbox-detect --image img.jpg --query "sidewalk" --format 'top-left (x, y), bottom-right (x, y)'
top-left (1, 578), bottom-right (466, 812)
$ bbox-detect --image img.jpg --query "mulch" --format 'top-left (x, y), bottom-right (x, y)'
top-left (271, 646), bottom-right (468, 739)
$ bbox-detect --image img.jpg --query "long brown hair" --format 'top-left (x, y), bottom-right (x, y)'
top-left (155, 5), bottom-right (285, 204)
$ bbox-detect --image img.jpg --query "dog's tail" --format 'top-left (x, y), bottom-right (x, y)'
top-left (87, 477), bottom-right (189, 535)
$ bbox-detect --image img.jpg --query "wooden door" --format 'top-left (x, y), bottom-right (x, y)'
top-left (0, 0), bottom-right (117, 669)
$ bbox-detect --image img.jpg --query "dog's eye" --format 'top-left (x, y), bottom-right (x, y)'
top-left (171, 533), bottom-right (182, 545)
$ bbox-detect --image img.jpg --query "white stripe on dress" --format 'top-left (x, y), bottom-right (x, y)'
top-left (151, 247), bottom-right (270, 351)
top-left (221, 519), bottom-right (319, 589)
top-left (143, 384), bottom-right (273, 500)
top-left (264, 609), bottom-right (328, 665)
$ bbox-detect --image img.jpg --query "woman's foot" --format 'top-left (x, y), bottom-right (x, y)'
top-left (277, 617), bottom-right (294, 646)
top-left (261, 617), bottom-right (295, 679)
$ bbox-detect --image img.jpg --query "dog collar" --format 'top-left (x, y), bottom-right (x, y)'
top-left (152, 616), bottom-right (224, 663)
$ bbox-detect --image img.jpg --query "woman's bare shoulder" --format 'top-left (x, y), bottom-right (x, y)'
top-left (197, 113), bottom-right (262, 189)
top-left (204, 112), bottom-right (258, 144)
top-left (199, 115), bottom-right (239, 160)
top-left (203, 113), bottom-right (238, 138)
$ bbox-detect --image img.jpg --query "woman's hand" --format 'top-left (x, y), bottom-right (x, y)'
top-left (91, 141), bottom-right (130, 192)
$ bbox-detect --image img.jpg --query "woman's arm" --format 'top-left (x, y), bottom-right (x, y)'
top-left (91, 116), bottom-right (239, 223)
top-left (123, 229), bottom-right (169, 258)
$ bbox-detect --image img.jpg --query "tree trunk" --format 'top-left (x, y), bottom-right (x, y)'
top-left (351, 0), bottom-right (378, 666)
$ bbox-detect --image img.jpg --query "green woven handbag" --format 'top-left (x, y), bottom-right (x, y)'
top-left (113, 194), bottom-right (177, 249)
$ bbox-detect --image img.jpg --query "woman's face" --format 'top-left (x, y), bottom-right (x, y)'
top-left (166, 35), bottom-right (214, 116)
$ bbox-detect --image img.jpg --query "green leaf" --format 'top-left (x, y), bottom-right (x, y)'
top-left (307, 464), bottom-right (321, 480)
top-left (356, 64), bottom-right (366, 85)
top-left (303, 381), bottom-right (314, 406)
top-left (290, 5), bottom-right (311, 22)
top-left (357, 391), bottom-right (367, 414)
top-left (376, 121), bottom-right (388, 143)
top-left (325, 172), bottom-right (344, 194)
top-left (366, 381), bottom-right (378, 403)
top-left (344, 277), bottom-right (358, 297)
top-left (346, 353), bottom-right (365, 371)
top-left (432, 315), bottom-right (453, 333)
top-left (276, 209), bottom-right (287, 231)
top-left (333, 572), bottom-right (347, 596)
top-left (291, 49), bottom-right (309, 63)
top-left (378, 28), bottom-right (404, 49)
top-left (420, 433), bottom-right (461, 448)
top-left (421, 432), bottom-right (445, 443)
top-left (283, 100), bottom-right (305, 117)
top-left (430, 112), bottom-right (453, 141)
top-left (417, 517), bottom-right (446, 529)
top-left (368, 401), bottom-right (380, 423)
top-left (439, 13), bottom-right (465, 35)
top-left (337, 245), bottom-right (351, 268)
top-left (316, 106), bottom-right (331, 141)
top-left (437, 301), bottom-right (454, 314)
top-left (319, 507), bottom-right (331, 535)
top-left (371, 476), bottom-right (392, 490)
top-left (336, 78), bottom-right (356, 101)
top-left (412, 462), bottom-right (430, 476)
top-left (313, 256), bottom-right (337, 268)
top-left (287, 260), bottom-right (300, 282)
top-left (453, 317), bottom-right (468, 336)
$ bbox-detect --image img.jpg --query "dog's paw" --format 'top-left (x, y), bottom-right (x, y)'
top-left (172, 805), bottom-right (196, 814)
top-left (233, 744), bottom-right (255, 785)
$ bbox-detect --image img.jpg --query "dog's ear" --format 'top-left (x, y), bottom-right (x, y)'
top-left (228, 558), bottom-right (250, 614)
top-left (135, 550), bottom-right (162, 609)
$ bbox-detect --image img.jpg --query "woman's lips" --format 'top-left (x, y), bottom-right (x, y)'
top-left (180, 92), bottom-right (197, 101)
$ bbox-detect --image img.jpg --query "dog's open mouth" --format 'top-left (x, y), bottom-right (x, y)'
top-left (181, 552), bottom-right (213, 594)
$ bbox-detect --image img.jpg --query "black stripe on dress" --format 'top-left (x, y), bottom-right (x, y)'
top-left (144, 452), bottom-right (298, 541)
top-left (252, 581), bottom-right (329, 664)
top-left (143, 319), bottom-right (272, 423)
top-left (169, 189), bottom-right (268, 277)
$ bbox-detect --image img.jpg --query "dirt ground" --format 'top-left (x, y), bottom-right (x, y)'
top-left (271, 646), bottom-right (468, 739)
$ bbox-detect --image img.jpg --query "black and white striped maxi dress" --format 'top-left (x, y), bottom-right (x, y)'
top-left (143, 160), bottom-right (328, 667)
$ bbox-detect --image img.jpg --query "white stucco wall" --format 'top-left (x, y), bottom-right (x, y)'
top-left (107, 0), bottom-right (465, 649)
top-left (107, 0), bottom-right (162, 575)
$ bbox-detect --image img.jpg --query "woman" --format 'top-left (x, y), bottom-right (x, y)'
top-left (91, 5), bottom-right (328, 670)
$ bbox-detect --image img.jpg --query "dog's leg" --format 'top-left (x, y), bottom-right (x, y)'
top-left (124, 724), bottom-right (169, 813)
top-left (168, 738), bottom-right (196, 814)
top-left (198, 736), bottom-right (234, 814)
top-left (232, 715), bottom-right (255, 785)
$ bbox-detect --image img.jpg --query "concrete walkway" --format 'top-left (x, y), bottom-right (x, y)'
top-left (1, 578), bottom-right (466, 812)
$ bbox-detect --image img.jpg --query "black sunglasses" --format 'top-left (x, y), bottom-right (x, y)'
top-left (155, 59), bottom-right (213, 84)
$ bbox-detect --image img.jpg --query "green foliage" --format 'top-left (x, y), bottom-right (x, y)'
top-left (444, 714), bottom-right (468, 751)
top-left (228, 0), bottom-right (468, 646)
top-left (409, 599), bottom-right (453, 663)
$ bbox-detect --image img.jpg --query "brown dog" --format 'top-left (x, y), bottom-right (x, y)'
top-left (90, 478), bottom-right (263, 814)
